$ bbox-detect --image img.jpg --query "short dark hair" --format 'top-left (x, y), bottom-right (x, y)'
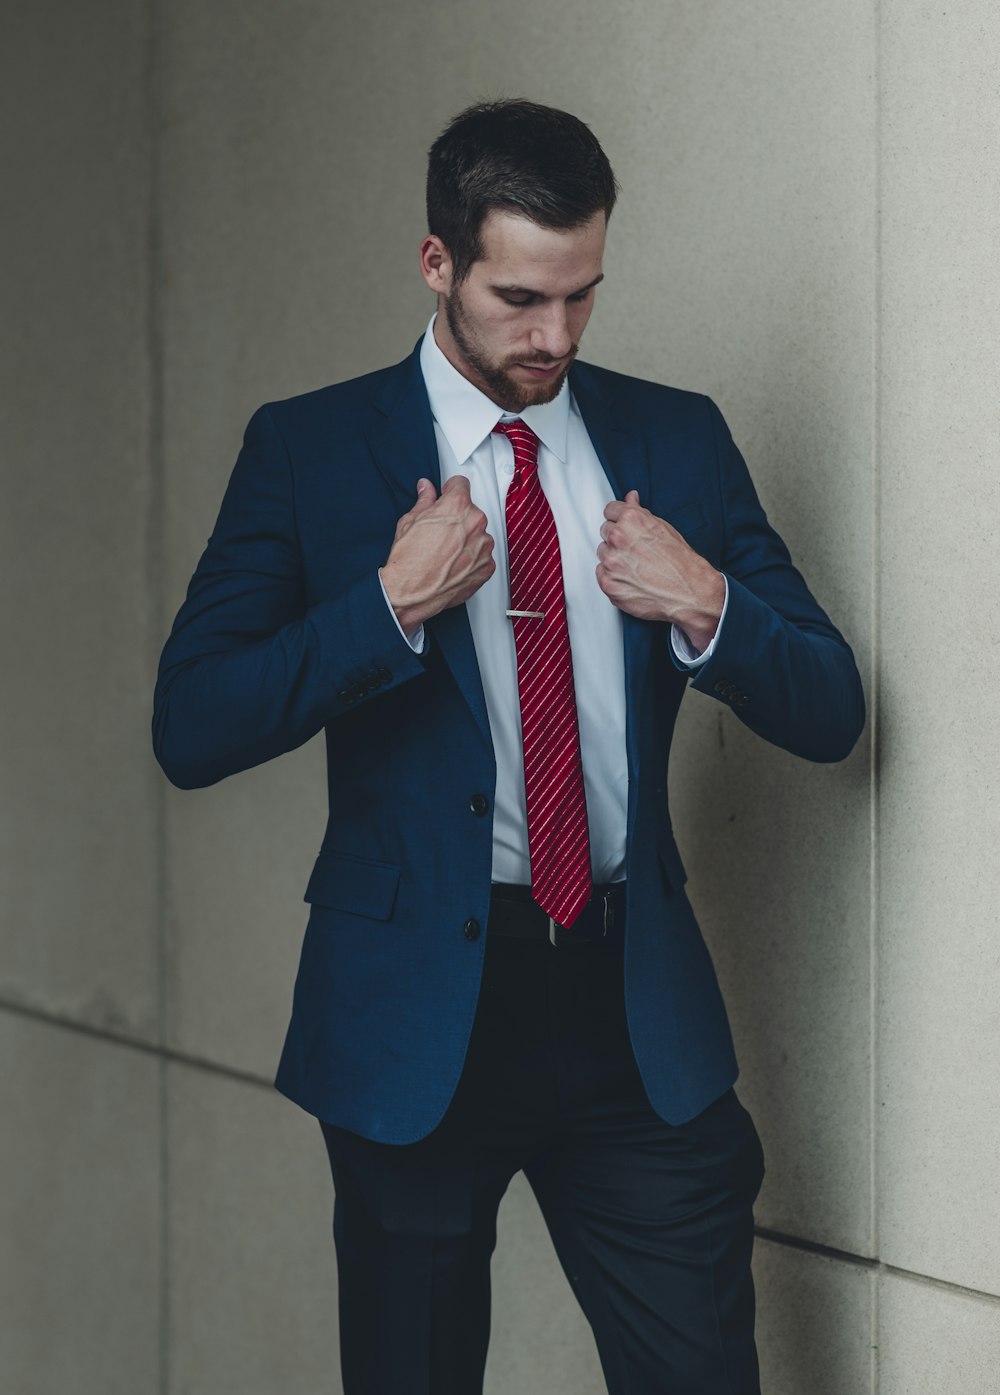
top-left (426, 98), bottom-right (619, 283)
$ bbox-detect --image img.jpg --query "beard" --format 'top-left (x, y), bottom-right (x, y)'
top-left (444, 285), bottom-right (577, 411)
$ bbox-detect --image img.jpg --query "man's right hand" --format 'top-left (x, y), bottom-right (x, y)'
top-left (380, 476), bottom-right (496, 634)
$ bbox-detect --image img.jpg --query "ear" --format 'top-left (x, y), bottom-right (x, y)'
top-left (419, 235), bottom-right (452, 295)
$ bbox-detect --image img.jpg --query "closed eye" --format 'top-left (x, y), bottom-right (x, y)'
top-left (490, 272), bottom-right (599, 305)
top-left (500, 289), bottom-right (595, 308)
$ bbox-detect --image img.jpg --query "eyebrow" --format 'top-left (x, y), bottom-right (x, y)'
top-left (491, 273), bottom-right (605, 298)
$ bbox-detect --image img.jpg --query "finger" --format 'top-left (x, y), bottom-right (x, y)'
top-left (411, 478), bottom-right (438, 510)
top-left (441, 474), bottom-right (472, 496)
top-left (604, 500), bottom-right (629, 522)
top-left (625, 489), bottom-right (641, 505)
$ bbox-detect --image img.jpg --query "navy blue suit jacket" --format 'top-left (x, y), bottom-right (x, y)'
top-left (152, 340), bottom-right (865, 1142)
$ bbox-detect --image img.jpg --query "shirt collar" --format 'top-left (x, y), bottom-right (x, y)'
top-left (419, 313), bottom-right (570, 465)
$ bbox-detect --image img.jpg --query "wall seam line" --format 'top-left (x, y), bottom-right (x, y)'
top-left (0, 997), bottom-right (277, 1088)
top-left (755, 1229), bottom-right (1000, 1307)
top-left (870, 0), bottom-right (884, 1389)
top-left (144, 0), bottom-right (168, 1388)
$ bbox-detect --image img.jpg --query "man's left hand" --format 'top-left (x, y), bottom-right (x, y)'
top-left (596, 491), bottom-right (726, 652)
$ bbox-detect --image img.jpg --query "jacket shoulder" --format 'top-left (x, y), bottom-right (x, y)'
top-left (256, 357), bottom-right (406, 433)
top-left (572, 360), bottom-right (716, 426)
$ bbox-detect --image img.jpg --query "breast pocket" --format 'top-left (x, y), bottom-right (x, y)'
top-left (303, 849), bottom-right (401, 921)
top-left (660, 495), bottom-right (721, 568)
top-left (665, 498), bottom-right (708, 540)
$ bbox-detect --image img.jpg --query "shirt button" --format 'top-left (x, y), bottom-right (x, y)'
top-left (470, 794), bottom-right (489, 816)
top-left (463, 918), bottom-right (481, 942)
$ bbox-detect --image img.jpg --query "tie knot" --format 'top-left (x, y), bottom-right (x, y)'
top-left (493, 418), bottom-right (540, 470)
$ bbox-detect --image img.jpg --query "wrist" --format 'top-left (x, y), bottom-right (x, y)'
top-left (672, 564), bottom-right (725, 652)
top-left (379, 564), bottom-right (428, 634)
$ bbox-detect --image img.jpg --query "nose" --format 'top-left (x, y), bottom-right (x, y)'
top-left (529, 305), bottom-right (572, 361)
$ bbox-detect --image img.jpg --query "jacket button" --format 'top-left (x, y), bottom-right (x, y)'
top-left (377, 667), bottom-right (392, 684)
top-left (463, 918), bottom-right (481, 941)
top-left (470, 793), bottom-right (489, 816)
top-left (713, 680), bottom-right (729, 694)
top-left (738, 694), bottom-right (750, 706)
top-left (337, 688), bottom-right (355, 704)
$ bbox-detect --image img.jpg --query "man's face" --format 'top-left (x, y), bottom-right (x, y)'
top-left (426, 209), bottom-right (606, 411)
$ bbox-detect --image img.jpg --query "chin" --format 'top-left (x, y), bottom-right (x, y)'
top-left (514, 369), bottom-right (571, 409)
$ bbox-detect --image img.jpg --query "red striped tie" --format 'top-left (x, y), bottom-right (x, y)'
top-left (494, 419), bottom-right (593, 928)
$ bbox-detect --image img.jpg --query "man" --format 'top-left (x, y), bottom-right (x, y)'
top-left (153, 99), bottom-right (864, 1394)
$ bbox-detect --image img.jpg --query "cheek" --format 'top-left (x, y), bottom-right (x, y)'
top-left (485, 317), bottom-right (526, 357)
top-left (570, 302), bottom-right (596, 340)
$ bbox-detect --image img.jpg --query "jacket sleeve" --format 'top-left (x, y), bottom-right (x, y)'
top-left (674, 396), bottom-right (866, 763)
top-left (151, 404), bottom-right (427, 789)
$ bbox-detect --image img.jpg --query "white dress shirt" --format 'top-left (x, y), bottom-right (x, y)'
top-left (378, 316), bottom-right (727, 884)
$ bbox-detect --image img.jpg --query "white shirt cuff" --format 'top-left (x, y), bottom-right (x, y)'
top-left (378, 568), bottom-right (426, 653)
top-left (670, 574), bottom-right (729, 668)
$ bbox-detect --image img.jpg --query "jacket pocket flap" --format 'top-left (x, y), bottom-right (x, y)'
top-left (658, 836), bottom-right (689, 891)
top-left (304, 850), bottom-right (401, 920)
top-left (666, 498), bottom-right (708, 538)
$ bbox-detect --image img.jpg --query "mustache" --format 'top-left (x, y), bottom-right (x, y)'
top-left (506, 344), bottom-right (579, 369)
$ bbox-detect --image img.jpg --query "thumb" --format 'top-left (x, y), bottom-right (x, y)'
top-left (625, 489), bottom-right (641, 505)
top-left (441, 473), bottom-right (471, 496)
top-left (411, 477), bottom-right (438, 510)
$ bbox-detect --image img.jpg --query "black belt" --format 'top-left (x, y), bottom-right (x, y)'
top-left (488, 883), bottom-right (626, 946)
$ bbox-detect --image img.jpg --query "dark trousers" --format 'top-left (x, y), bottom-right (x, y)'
top-left (318, 928), bottom-right (765, 1394)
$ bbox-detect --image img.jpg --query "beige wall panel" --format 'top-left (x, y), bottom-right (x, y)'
top-left (168, 1063), bottom-right (338, 1393)
top-left (159, 0), bottom-right (874, 1250)
top-left (486, 1173), bottom-right (606, 1393)
top-left (878, 1273), bottom-right (1000, 1395)
top-left (0, 0), bottom-right (158, 1037)
top-left (753, 1239), bottom-right (874, 1395)
top-left (164, 750), bottom-right (323, 1074)
top-left (877, 0), bottom-right (1000, 1294)
top-left (0, 1013), bottom-right (160, 1394)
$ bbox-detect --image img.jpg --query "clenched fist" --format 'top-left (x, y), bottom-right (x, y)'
top-left (596, 490), bottom-right (725, 652)
top-left (380, 475), bottom-right (496, 633)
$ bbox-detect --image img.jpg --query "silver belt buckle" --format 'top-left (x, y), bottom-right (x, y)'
top-left (549, 894), bottom-right (614, 946)
top-left (601, 890), bottom-right (614, 935)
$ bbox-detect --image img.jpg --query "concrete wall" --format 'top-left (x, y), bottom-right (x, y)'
top-left (3, 1), bottom-right (997, 1390)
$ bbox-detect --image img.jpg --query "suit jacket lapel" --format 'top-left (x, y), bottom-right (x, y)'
top-left (569, 361), bottom-right (651, 506)
top-left (365, 343), bottom-right (493, 751)
top-left (570, 362), bottom-right (654, 818)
